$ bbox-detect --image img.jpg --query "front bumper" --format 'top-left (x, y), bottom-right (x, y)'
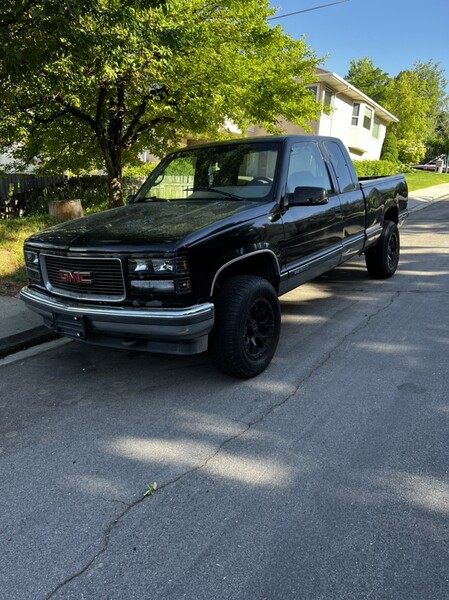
top-left (20, 286), bottom-right (215, 355)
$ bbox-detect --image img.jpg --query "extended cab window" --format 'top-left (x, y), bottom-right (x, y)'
top-left (286, 142), bottom-right (333, 194)
top-left (323, 141), bottom-right (357, 193)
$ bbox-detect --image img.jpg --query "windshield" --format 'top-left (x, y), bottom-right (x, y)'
top-left (134, 141), bottom-right (280, 202)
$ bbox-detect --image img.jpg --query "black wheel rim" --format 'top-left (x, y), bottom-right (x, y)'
top-left (243, 298), bottom-right (275, 359)
top-left (387, 232), bottom-right (398, 269)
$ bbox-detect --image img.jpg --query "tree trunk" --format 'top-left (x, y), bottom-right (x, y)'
top-left (108, 173), bottom-right (123, 208)
top-left (104, 146), bottom-right (123, 208)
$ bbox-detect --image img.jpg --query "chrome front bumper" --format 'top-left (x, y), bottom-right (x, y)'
top-left (20, 286), bottom-right (215, 355)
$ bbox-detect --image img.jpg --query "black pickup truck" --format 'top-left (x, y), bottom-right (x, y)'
top-left (21, 135), bottom-right (408, 377)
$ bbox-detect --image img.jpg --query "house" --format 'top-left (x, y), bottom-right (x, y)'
top-left (248, 68), bottom-right (398, 161)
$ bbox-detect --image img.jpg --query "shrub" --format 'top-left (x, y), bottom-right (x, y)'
top-left (397, 163), bottom-right (415, 174)
top-left (380, 129), bottom-right (399, 163)
top-left (353, 160), bottom-right (398, 178)
top-left (397, 139), bottom-right (426, 165)
top-left (122, 163), bottom-right (157, 178)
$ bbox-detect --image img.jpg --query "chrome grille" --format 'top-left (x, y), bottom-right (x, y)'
top-left (42, 254), bottom-right (125, 301)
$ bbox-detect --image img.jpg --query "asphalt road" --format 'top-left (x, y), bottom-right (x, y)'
top-left (1, 201), bottom-right (448, 600)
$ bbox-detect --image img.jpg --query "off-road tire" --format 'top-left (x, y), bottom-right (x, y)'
top-left (208, 276), bottom-right (281, 378)
top-left (365, 220), bottom-right (400, 279)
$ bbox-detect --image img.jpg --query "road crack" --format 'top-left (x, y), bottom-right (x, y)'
top-left (47, 292), bottom-right (400, 598)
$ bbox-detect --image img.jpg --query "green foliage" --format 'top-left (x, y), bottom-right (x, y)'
top-left (0, 216), bottom-right (55, 291)
top-left (345, 57), bottom-right (390, 104)
top-left (380, 129), bottom-right (399, 163)
top-left (423, 137), bottom-right (445, 163)
top-left (425, 111), bottom-right (449, 161)
top-left (413, 60), bottom-right (448, 117)
top-left (122, 163), bottom-right (157, 178)
top-left (353, 160), bottom-right (398, 178)
top-left (383, 61), bottom-right (448, 156)
top-left (398, 163), bottom-right (415, 174)
top-left (144, 482), bottom-right (158, 498)
top-left (397, 139), bottom-right (426, 165)
top-left (0, 0), bottom-right (322, 207)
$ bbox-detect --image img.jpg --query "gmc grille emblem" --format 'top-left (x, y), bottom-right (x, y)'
top-left (58, 269), bottom-right (93, 284)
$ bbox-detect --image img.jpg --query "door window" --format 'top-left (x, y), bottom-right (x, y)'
top-left (286, 142), bottom-right (333, 194)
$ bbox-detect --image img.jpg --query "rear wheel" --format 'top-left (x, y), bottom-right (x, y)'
top-left (365, 220), bottom-right (400, 279)
top-left (208, 276), bottom-right (281, 378)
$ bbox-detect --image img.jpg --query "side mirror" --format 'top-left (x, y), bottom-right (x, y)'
top-left (126, 194), bottom-right (136, 204)
top-left (290, 186), bottom-right (328, 206)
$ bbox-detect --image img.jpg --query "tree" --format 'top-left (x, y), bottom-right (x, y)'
top-left (380, 129), bottom-right (399, 163)
top-left (383, 61), bottom-right (448, 161)
top-left (0, 0), bottom-right (322, 207)
top-left (425, 110), bottom-right (449, 160)
top-left (345, 57), bottom-right (390, 104)
top-left (413, 60), bottom-right (448, 125)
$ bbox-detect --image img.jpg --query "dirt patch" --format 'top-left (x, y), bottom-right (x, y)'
top-left (0, 280), bottom-right (24, 297)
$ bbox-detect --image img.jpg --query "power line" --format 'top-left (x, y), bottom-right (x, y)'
top-left (268, 0), bottom-right (349, 21)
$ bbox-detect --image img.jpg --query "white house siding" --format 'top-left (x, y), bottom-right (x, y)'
top-left (318, 92), bottom-right (388, 161)
top-left (247, 71), bottom-right (396, 162)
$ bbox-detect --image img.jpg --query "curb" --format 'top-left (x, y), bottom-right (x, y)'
top-left (0, 326), bottom-right (59, 359)
top-left (408, 193), bottom-right (449, 213)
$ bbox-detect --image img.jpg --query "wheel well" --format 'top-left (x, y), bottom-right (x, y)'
top-left (385, 206), bottom-right (399, 224)
top-left (212, 253), bottom-right (279, 296)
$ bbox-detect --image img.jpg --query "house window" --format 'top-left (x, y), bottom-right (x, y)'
top-left (306, 86), bottom-right (318, 100)
top-left (372, 118), bottom-right (381, 139)
top-left (351, 103), bottom-right (360, 126)
top-left (363, 106), bottom-right (373, 130)
top-left (323, 89), bottom-right (333, 108)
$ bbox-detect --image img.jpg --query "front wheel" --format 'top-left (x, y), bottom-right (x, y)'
top-left (208, 276), bottom-right (281, 378)
top-left (365, 220), bottom-right (400, 279)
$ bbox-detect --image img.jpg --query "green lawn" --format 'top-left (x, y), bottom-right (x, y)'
top-left (0, 216), bottom-right (54, 295)
top-left (405, 170), bottom-right (449, 192)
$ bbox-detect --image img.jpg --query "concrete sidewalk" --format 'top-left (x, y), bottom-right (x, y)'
top-left (1, 183), bottom-right (448, 359)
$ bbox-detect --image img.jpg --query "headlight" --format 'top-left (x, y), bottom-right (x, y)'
top-left (127, 255), bottom-right (191, 295)
top-left (24, 249), bottom-right (42, 284)
top-left (128, 257), bottom-right (184, 275)
top-left (24, 250), bottom-right (39, 269)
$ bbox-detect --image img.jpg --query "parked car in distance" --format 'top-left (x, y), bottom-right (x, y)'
top-left (413, 154), bottom-right (448, 172)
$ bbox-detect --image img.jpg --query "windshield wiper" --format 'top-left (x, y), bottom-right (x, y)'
top-left (134, 196), bottom-right (170, 203)
top-left (187, 187), bottom-right (244, 201)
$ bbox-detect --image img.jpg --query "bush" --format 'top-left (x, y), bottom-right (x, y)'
top-left (380, 129), bottom-right (399, 163)
top-left (353, 160), bottom-right (398, 178)
top-left (122, 163), bottom-right (157, 178)
top-left (397, 163), bottom-right (415, 174)
top-left (397, 139), bottom-right (426, 165)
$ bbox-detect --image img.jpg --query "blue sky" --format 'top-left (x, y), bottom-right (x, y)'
top-left (269, 0), bottom-right (448, 90)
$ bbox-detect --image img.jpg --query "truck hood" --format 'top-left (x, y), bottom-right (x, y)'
top-left (26, 200), bottom-right (263, 251)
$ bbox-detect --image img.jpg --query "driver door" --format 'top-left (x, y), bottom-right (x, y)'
top-left (280, 141), bottom-right (344, 286)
